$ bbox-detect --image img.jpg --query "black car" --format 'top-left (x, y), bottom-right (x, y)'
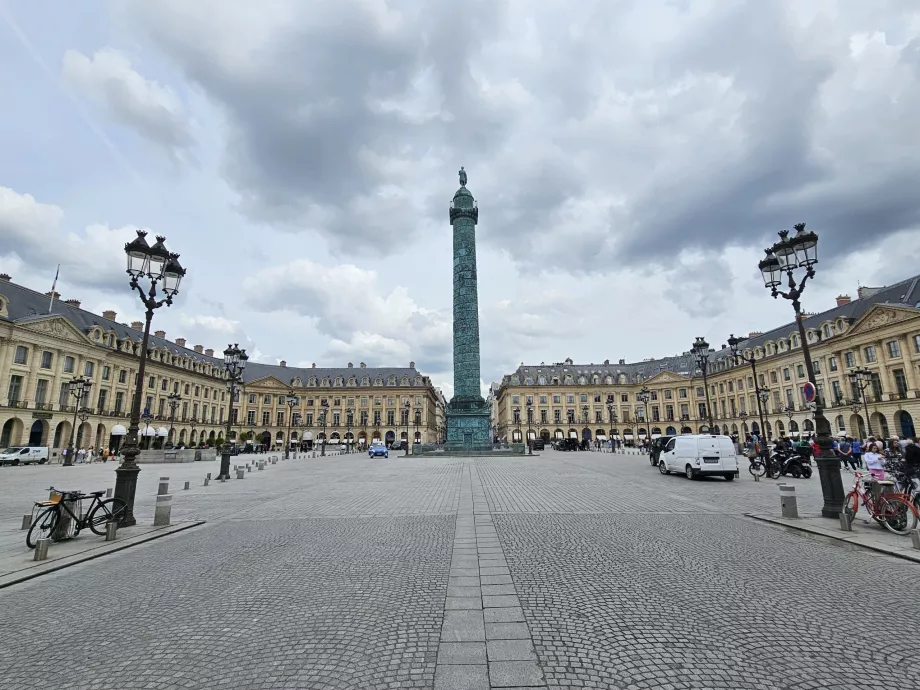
top-left (649, 435), bottom-right (675, 466)
top-left (390, 440), bottom-right (405, 450)
top-left (531, 440), bottom-right (545, 451)
top-left (552, 438), bottom-right (579, 451)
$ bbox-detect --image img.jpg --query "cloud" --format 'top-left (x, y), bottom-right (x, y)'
top-left (0, 186), bottom-right (134, 293)
top-left (61, 48), bottom-right (194, 157)
top-left (242, 259), bottom-right (451, 372)
top-left (179, 314), bottom-right (240, 334)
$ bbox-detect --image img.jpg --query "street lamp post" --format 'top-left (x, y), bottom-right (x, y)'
top-left (166, 393), bottom-right (181, 449)
top-left (115, 230), bottom-right (185, 526)
top-left (141, 411), bottom-right (153, 450)
top-left (413, 407), bottom-right (420, 449)
top-left (403, 400), bottom-right (411, 456)
top-left (64, 376), bottom-right (89, 466)
top-left (636, 387), bottom-right (650, 450)
top-left (190, 418), bottom-right (197, 449)
top-left (758, 222), bottom-right (844, 518)
top-left (847, 367), bottom-right (875, 438)
top-left (525, 401), bottom-right (533, 455)
top-left (76, 408), bottom-right (89, 457)
top-left (284, 390), bottom-right (297, 459)
top-left (692, 337), bottom-right (715, 432)
top-left (513, 407), bottom-right (521, 445)
top-left (219, 344), bottom-right (248, 479)
top-left (320, 400), bottom-right (329, 456)
top-left (345, 408), bottom-right (353, 454)
top-left (728, 334), bottom-right (771, 459)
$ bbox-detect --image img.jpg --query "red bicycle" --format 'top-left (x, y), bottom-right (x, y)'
top-left (842, 472), bottom-right (919, 536)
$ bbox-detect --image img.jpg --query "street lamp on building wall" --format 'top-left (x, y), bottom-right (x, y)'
top-left (728, 334), bottom-right (771, 456)
top-left (847, 367), bottom-right (875, 438)
top-left (116, 230), bottom-right (185, 526)
top-left (219, 344), bottom-right (248, 479)
top-left (758, 222), bottom-right (843, 518)
top-left (64, 375), bottom-right (89, 466)
top-left (691, 337), bottom-right (715, 432)
top-left (166, 393), bottom-right (181, 448)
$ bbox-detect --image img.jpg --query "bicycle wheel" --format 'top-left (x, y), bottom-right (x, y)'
top-left (842, 491), bottom-right (858, 523)
top-left (879, 495), bottom-right (919, 536)
top-left (87, 499), bottom-right (128, 536)
top-left (749, 460), bottom-right (765, 478)
top-left (26, 508), bottom-right (59, 549)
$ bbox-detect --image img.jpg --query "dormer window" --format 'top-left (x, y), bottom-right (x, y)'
top-left (375, 377), bottom-right (383, 386)
top-left (362, 376), bottom-right (370, 386)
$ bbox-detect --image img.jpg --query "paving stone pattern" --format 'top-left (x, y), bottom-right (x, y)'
top-left (1, 450), bottom-right (918, 689)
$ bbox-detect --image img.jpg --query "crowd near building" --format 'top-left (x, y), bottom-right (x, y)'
top-left (494, 276), bottom-right (920, 447)
top-left (0, 274), bottom-right (444, 457)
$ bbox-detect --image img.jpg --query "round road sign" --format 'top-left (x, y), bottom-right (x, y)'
top-left (802, 381), bottom-right (816, 403)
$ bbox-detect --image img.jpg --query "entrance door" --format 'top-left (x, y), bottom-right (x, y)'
top-left (28, 420), bottom-right (44, 446)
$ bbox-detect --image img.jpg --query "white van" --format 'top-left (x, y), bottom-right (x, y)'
top-left (657, 435), bottom-right (738, 480)
top-left (0, 446), bottom-right (50, 466)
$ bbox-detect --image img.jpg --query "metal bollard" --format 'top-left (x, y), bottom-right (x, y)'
top-left (247, 465), bottom-right (251, 472)
top-left (911, 529), bottom-right (920, 550)
top-left (753, 472), bottom-right (760, 482)
top-left (21, 514), bottom-right (31, 530)
top-left (158, 477), bottom-right (169, 496)
top-left (839, 512), bottom-right (853, 531)
top-left (34, 538), bottom-right (50, 561)
top-left (184, 481), bottom-right (190, 490)
top-left (236, 468), bottom-right (245, 479)
top-left (220, 476), bottom-right (226, 483)
top-left (204, 476), bottom-right (210, 486)
top-left (106, 488), bottom-right (113, 498)
top-left (258, 462), bottom-right (264, 471)
top-left (779, 485), bottom-right (798, 519)
top-left (153, 495), bottom-right (172, 526)
top-left (105, 521), bottom-right (118, 541)
top-left (206, 472), bottom-right (212, 480)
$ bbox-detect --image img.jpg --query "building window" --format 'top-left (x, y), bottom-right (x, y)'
top-left (97, 389), bottom-right (107, 411)
top-left (894, 370), bottom-right (908, 397)
top-left (579, 394), bottom-right (587, 403)
top-left (262, 411), bottom-right (270, 425)
top-left (887, 340), bottom-right (902, 358)
top-left (664, 390), bottom-right (672, 400)
top-left (566, 395), bottom-right (575, 404)
top-left (84, 361), bottom-right (94, 377)
top-left (620, 394), bottom-right (628, 402)
top-left (13, 346), bottom-right (28, 365)
top-left (783, 368), bottom-right (791, 381)
top-left (148, 376), bottom-right (155, 389)
top-left (812, 360), bottom-right (821, 375)
top-left (161, 379), bottom-right (168, 391)
top-left (511, 394), bottom-right (520, 405)
top-left (552, 394), bottom-right (560, 404)
top-left (249, 393), bottom-right (256, 404)
top-left (786, 389), bottom-right (794, 407)
top-left (264, 395), bottom-right (271, 404)
top-left (844, 352), bottom-right (855, 368)
top-left (101, 365), bottom-right (110, 381)
top-left (64, 356), bottom-right (75, 373)
top-left (276, 411), bottom-right (285, 426)
top-left (696, 387), bottom-right (704, 398)
top-left (553, 410), bottom-right (561, 423)
top-left (870, 373), bottom-right (883, 400)
top-left (387, 411), bottom-right (395, 425)
top-left (34, 379), bottom-right (48, 404)
top-left (864, 346), bottom-right (877, 363)
top-left (831, 380), bottom-right (843, 404)
top-left (679, 389), bottom-right (687, 399)
top-left (914, 334), bottom-right (920, 353)
top-left (539, 395), bottom-right (547, 404)
top-left (796, 365), bottom-right (805, 378)
top-left (40, 351), bottom-right (53, 369)
top-left (115, 392), bottom-right (124, 414)
top-left (829, 356), bottom-right (837, 372)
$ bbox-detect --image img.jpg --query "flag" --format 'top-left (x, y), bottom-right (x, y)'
top-left (48, 264), bottom-right (60, 313)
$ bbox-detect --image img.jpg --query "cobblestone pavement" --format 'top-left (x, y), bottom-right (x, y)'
top-left (0, 450), bottom-right (917, 689)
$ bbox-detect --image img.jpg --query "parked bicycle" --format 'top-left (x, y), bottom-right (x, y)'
top-left (842, 472), bottom-right (919, 536)
top-left (26, 487), bottom-right (128, 548)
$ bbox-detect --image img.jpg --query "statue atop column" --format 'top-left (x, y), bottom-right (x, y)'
top-left (459, 166), bottom-right (467, 187)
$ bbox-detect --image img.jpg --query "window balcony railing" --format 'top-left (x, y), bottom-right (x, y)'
top-left (7, 399), bottom-right (28, 409)
top-left (34, 402), bottom-right (53, 411)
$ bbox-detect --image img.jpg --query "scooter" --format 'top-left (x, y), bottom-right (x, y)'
top-left (774, 447), bottom-right (813, 479)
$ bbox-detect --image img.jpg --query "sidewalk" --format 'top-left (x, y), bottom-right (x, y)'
top-left (748, 511), bottom-right (920, 563)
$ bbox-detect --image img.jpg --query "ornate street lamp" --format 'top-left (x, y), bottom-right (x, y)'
top-left (166, 393), bottom-right (181, 449)
top-left (525, 400), bottom-right (533, 455)
top-left (847, 367), bottom-right (875, 438)
top-left (636, 387), bottom-right (650, 447)
top-left (345, 407), bottom-right (353, 454)
top-left (414, 406), bottom-right (421, 449)
top-left (513, 406), bottom-right (521, 444)
top-left (218, 343), bottom-right (248, 479)
top-left (403, 400), bottom-right (411, 456)
top-left (116, 230), bottom-right (185, 526)
top-left (691, 337), bottom-right (715, 431)
top-left (728, 334), bottom-right (770, 458)
top-left (64, 375), bottom-right (89, 466)
top-left (140, 410), bottom-right (153, 450)
top-left (320, 399), bottom-right (329, 456)
top-left (284, 390), bottom-right (297, 460)
top-left (759, 222), bottom-right (843, 518)
top-left (190, 417), bottom-right (198, 448)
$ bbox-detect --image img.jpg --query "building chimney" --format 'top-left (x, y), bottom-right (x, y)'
top-left (102, 310), bottom-right (117, 320)
top-left (131, 321), bottom-right (143, 330)
top-left (618, 359), bottom-right (625, 365)
top-left (409, 361), bottom-right (415, 369)
top-left (175, 337), bottom-right (186, 348)
top-left (205, 348), bottom-right (214, 357)
top-left (45, 290), bottom-right (61, 300)
top-left (280, 360), bottom-right (287, 367)
top-left (604, 359), bottom-right (610, 365)
top-left (347, 362), bottom-right (353, 368)
top-left (311, 363), bottom-right (316, 368)
top-left (748, 331), bottom-right (763, 338)
top-left (836, 294), bottom-right (851, 307)
top-left (360, 362), bottom-right (366, 368)
top-left (193, 345), bottom-right (203, 354)
top-left (0, 273), bottom-right (10, 281)
top-left (64, 299), bottom-right (81, 308)
top-left (154, 330), bottom-right (166, 338)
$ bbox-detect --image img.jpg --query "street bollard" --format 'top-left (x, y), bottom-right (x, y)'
top-left (206, 472), bottom-right (212, 480)
top-left (236, 468), bottom-right (245, 479)
top-left (220, 476), bottom-right (226, 483)
top-left (839, 512), bottom-right (853, 532)
top-left (158, 477), bottom-right (169, 496)
top-left (753, 472), bottom-right (760, 482)
top-left (258, 462), bottom-right (264, 471)
top-left (204, 476), bottom-right (210, 486)
top-left (105, 521), bottom-right (118, 541)
top-left (779, 485), bottom-right (798, 519)
top-left (247, 465), bottom-right (252, 472)
top-left (184, 481), bottom-right (190, 490)
top-left (21, 514), bottom-right (31, 530)
top-left (106, 488), bottom-right (113, 498)
top-left (153, 495), bottom-right (172, 526)
top-left (34, 538), bottom-right (50, 561)
top-left (911, 529), bottom-right (920, 550)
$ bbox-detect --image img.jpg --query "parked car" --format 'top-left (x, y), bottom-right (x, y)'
top-left (390, 440), bottom-right (405, 451)
top-left (552, 438), bottom-right (579, 451)
top-left (0, 446), bottom-right (50, 466)
top-left (369, 443), bottom-right (389, 458)
top-left (531, 439), bottom-right (545, 451)
top-left (657, 434), bottom-right (738, 480)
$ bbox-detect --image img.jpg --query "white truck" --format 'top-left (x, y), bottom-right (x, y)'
top-left (0, 446), bottom-right (50, 466)
top-left (656, 435), bottom-right (739, 481)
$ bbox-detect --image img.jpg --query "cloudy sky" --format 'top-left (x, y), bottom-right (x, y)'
top-left (2, 0), bottom-right (920, 397)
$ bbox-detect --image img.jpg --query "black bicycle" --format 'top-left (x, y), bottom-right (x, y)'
top-left (26, 487), bottom-right (128, 548)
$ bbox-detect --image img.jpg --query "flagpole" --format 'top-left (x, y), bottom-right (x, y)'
top-left (48, 264), bottom-right (59, 314)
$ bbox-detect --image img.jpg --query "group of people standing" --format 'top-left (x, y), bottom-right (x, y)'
top-left (60, 447), bottom-right (119, 463)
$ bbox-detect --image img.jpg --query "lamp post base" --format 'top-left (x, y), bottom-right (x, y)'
top-left (114, 463), bottom-right (141, 527)
top-left (815, 454), bottom-right (846, 519)
top-left (218, 444), bottom-right (231, 480)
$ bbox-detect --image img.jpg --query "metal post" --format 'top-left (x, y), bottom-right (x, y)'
top-left (157, 477), bottom-right (169, 496)
top-left (779, 485), bottom-right (798, 519)
top-left (105, 521), bottom-right (118, 541)
top-left (153, 494), bottom-right (172, 526)
top-left (839, 512), bottom-right (853, 531)
top-left (21, 514), bottom-right (31, 530)
top-left (34, 538), bottom-right (50, 561)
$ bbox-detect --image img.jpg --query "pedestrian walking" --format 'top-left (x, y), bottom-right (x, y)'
top-left (851, 438), bottom-right (863, 468)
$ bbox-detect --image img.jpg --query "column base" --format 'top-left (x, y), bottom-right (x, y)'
top-left (114, 464), bottom-right (142, 527)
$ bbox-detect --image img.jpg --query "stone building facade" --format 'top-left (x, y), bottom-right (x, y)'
top-left (0, 275), bottom-right (439, 455)
top-left (495, 276), bottom-right (920, 445)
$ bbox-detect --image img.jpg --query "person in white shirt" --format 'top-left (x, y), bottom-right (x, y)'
top-left (864, 443), bottom-right (886, 480)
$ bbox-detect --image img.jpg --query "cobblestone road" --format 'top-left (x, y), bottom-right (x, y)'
top-left (0, 450), bottom-right (917, 689)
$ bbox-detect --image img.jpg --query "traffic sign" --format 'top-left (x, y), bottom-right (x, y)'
top-left (802, 381), bottom-right (816, 403)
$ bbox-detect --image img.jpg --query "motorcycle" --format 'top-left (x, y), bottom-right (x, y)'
top-left (774, 446), bottom-right (813, 479)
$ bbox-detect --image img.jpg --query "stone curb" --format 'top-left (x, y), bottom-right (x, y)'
top-left (746, 513), bottom-right (920, 564)
top-left (0, 521), bottom-right (206, 589)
